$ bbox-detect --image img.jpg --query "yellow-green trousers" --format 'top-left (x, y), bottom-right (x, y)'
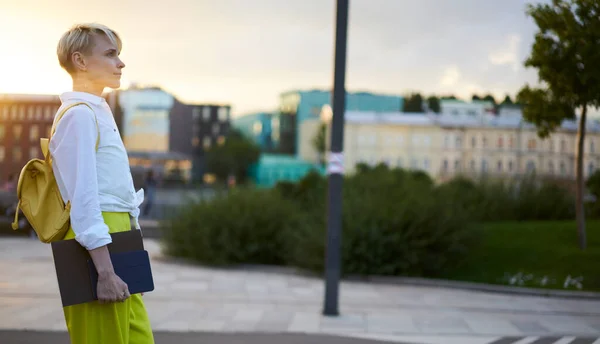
top-left (62, 212), bottom-right (155, 344)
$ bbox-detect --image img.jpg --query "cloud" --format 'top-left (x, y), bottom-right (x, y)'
top-left (489, 34), bottom-right (522, 72)
top-left (439, 66), bottom-right (461, 87)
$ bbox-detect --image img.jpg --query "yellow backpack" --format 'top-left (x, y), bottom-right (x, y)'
top-left (11, 102), bottom-right (99, 243)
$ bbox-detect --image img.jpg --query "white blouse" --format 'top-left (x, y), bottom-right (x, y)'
top-left (49, 91), bottom-right (144, 250)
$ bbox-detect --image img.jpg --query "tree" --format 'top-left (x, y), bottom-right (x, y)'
top-left (501, 95), bottom-right (514, 105)
top-left (312, 122), bottom-right (327, 166)
top-left (440, 95), bottom-right (458, 101)
top-left (427, 96), bottom-right (441, 113)
top-left (472, 95), bottom-right (481, 102)
top-left (483, 94), bottom-right (497, 105)
top-left (403, 93), bottom-right (424, 112)
top-left (517, 0), bottom-right (600, 249)
top-left (205, 129), bottom-right (261, 184)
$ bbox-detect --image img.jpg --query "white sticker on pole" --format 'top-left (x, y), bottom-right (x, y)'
top-left (327, 152), bottom-right (344, 175)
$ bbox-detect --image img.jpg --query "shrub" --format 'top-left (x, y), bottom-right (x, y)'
top-left (162, 187), bottom-right (302, 266)
top-left (282, 166), bottom-right (479, 277)
top-left (439, 175), bottom-right (575, 222)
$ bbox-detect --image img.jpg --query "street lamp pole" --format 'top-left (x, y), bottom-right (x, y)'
top-left (323, 0), bottom-right (349, 317)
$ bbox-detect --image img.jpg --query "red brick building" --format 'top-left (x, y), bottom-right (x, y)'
top-left (0, 94), bottom-right (60, 183)
top-left (0, 92), bottom-right (124, 184)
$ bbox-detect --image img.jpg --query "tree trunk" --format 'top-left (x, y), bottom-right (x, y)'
top-left (575, 105), bottom-right (587, 250)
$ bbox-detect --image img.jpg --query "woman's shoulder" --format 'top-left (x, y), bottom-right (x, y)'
top-left (55, 102), bottom-right (97, 128)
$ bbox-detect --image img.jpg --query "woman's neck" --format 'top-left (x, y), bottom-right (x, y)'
top-left (72, 78), bottom-right (104, 97)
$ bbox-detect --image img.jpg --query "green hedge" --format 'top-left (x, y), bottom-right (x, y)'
top-left (164, 165), bottom-right (479, 278)
top-left (163, 164), bottom-right (580, 279)
top-left (162, 187), bottom-right (303, 266)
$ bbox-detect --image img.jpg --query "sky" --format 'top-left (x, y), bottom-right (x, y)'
top-left (0, 0), bottom-right (543, 116)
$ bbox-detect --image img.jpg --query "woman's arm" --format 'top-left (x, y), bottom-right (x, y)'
top-left (50, 106), bottom-right (129, 303)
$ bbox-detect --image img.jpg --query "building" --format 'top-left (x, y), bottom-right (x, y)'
top-left (440, 99), bottom-right (495, 117)
top-left (0, 94), bottom-right (61, 182)
top-left (232, 111), bottom-right (280, 152)
top-left (327, 110), bottom-right (600, 181)
top-left (169, 99), bottom-right (231, 182)
top-left (248, 154), bottom-right (325, 188)
top-left (279, 89), bottom-right (404, 155)
top-left (118, 87), bottom-right (174, 153)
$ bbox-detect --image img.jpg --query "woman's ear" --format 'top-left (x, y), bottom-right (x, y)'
top-left (71, 52), bottom-right (87, 72)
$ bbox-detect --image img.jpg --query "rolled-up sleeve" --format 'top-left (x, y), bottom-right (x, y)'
top-left (50, 106), bottom-right (111, 250)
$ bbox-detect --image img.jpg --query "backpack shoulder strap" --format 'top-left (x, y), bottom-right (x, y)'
top-left (42, 102), bottom-right (100, 163)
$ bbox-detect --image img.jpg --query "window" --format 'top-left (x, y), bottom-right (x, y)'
top-left (548, 161), bottom-right (555, 174)
top-left (212, 123), bottom-right (220, 135)
top-left (454, 159), bottom-right (461, 171)
top-left (508, 161), bottom-right (514, 172)
top-left (482, 136), bottom-right (488, 148)
top-left (0, 146), bottom-right (4, 162)
top-left (18, 106), bottom-right (25, 121)
top-left (30, 125), bottom-right (39, 142)
top-left (526, 160), bottom-right (536, 173)
top-left (561, 139), bottom-right (566, 152)
top-left (470, 159), bottom-right (476, 170)
top-left (497, 136), bottom-right (504, 149)
top-left (45, 106), bottom-right (53, 120)
top-left (497, 160), bottom-right (503, 172)
top-left (508, 136), bottom-right (515, 148)
top-left (202, 107), bottom-right (211, 121)
top-left (218, 107), bottom-right (229, 122)
top-left (13, 125), bottom-right (22, 140)
top-left (412, 135), bottom-right (419, 146)
top-left (192, 137), bottom-right (200, 147)
top-left (396, 158), bottom-right (403, 168)
top-left (36, 106), bottom-right (43, 120)
top-left (10, 105), bottom-right (17, 120)
top-left (0, 125), bottom-right (4, 140)
top-left (471, 136), bottom-right (476, 148)
top-left (588, 163), bottom-right (595, 176)
top-left (549, 140), bottom-right (555, 152)
top-left (203, 137), bottom-right (211, 149)
top-left (217, 136), bottom-right (226, 145)
top-left (423, 159), bottom-right (430, 170)
top-left (192, 107), bottom-right (201, 120)
top-left (13, 147), bottom-right (22, 162)
top-left (396, 135), bottom-right (404, 146)
top-left (29, 147), bottom-right (38, 159)
top-left (0, 106), bottom-right (7, 120)
top-left (527, 139), bottom-right (537, 151)
top-left (27, 106), bottom-right (34, 120)
top-left (444, 135), bottom-right (450, 149)
top-left (443, 159), bottom-right (449, 171)
top-left (591, 140), bottom-right (596, 154)
top-left (411, 158), bottom-right (418, 169)
top-left (253, 122), bottom-right (262, 135)
top-left (560, 161), bottom-right (566, 175)
top-left (481, 159), bottom-right (488, 173)
top-left (455, 136), bottom-right (462, 148)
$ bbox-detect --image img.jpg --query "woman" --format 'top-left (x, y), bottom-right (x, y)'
top-left (51, 23), bottom-right (154, 344)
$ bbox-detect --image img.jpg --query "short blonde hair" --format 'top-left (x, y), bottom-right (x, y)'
top-left (57, 23), bottom-right (122, 74)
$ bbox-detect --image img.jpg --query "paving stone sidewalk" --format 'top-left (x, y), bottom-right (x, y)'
top-left (0, 237), bottom-right (599, 344)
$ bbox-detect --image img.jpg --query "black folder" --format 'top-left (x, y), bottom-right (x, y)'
top-left (51, 230), bottom-right (155, 307)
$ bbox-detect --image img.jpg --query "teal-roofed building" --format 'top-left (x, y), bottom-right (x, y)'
top-left (278, 89), bottom-right (403, 155)
top-left (232, 112), bottom-right (280, 152)
top-left (248, 154), bottom-right (325, 187)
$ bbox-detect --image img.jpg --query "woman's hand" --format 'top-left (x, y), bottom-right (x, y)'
top-left (89, 245), bottom-right (130, 303)
top-left (97, 271), bottom-right (130, 304)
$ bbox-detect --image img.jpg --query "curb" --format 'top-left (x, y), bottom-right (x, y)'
top-left (153, 252), bottom-right (600, 300)
top-left (354, 275), bottom-right (600, 300)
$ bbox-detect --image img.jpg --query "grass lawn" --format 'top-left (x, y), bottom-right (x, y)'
top-left (441, 220), bottom-right (600, 292)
